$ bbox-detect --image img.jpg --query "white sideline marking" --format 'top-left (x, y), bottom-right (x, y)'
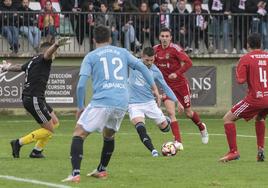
top-left (0, 132), bottom-right (267, 139)
top-left (0, 175), bottom-right (74, 188)
top-left (1, 119), bottom-right (267, 138)
top-left (0, 118), bottom-right (222, 123)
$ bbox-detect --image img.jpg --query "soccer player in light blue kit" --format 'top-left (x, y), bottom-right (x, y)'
top-left (128, 47), bottom-right (184, 157)
top-left (62, 25), bottom-right (161, 183)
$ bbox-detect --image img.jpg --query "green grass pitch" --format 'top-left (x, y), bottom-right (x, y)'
top-left (0, 115), bottom-right (267, 188)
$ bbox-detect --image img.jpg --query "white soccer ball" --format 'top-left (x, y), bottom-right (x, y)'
top-left (161, 141), bottom-right (177, 156)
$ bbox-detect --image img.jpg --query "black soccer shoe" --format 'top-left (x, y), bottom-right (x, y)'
top-left (10, 139), bottom-right (21, 158)
top-left (29, 149), bottom-right (45, 158)
top-left (257, 148), bottom-right (265, 162)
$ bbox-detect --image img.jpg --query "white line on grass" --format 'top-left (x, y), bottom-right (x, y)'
top-left (0, 175), bottom-right (74, 188)
top-left (0, 118), bottom-right (223, 123)
top-left (0, 133), bottom-right (266, 139)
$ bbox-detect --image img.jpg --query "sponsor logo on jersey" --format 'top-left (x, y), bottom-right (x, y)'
top-left (256, 91), bottom-right (263, 98)
top-left (165, 53), bottom-right (170, 59)
top-left (258, 60), bottom-right (267, 66)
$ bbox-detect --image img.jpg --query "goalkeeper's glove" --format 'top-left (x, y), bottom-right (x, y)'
top-left (0, 60), bottom-right (11, 73)
top-left (55, 37), bottom-right (71, 47)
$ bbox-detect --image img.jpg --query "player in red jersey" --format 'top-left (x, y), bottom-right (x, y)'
top-left (154, 27), bottom-right (209, 146)
top-left (219, 33), bottom-right (268, 162)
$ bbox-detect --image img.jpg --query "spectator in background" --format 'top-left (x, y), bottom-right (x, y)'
top-left (247, 0), bottom-right (268, 50)
top-left (40, 0), bottom-right (59, 8)
top-left (0, 0), bottom-right (19, 54)
top-left (38, 0), bottom-right (60, 40)
top-left (231, 0), bottom-right (250, 54)
top-left (11, 0), bottom-right (20, 9)
top-left (136, 1), bottom-right (151, 47)
top-left (168, 0), bottom-right (178, 12)
top-left (152, 0), bottom-right (171, 46)
top-left (85, 1), bottom-right (97, 50)
top-left (208, 0), bottom-right (231, 53)
top-left (120, 1), bottom-right (140, 51)
top-left (150, 0), bottom-right (161, 12)
top-left (189, 0), bottom-right (209, 54)
top-left (95, 1), bottom-right (119, 46)
top-left (60, 0), bottom-right (87, 45)
top-left (18, 0), bottom-right (41, 52)
top-left (263, 1), bottom-right (268, 50)
top-left (171, 0), bottom-right (192, 51)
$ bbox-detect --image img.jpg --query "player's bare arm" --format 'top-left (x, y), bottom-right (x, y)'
top-left (0, 60), bottom-right (21, 72)
top-left (44, 37), bottom-right (71, 60)
top-left (151, 84), bottom-right (161, 107)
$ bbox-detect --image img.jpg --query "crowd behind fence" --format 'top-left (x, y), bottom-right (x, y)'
top-left (0, 11), bottom-right (267, 57)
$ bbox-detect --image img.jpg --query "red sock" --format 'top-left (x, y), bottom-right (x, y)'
top-left (224, 123), bottom-right (237, 152)
top-left (255, 121), bottom-right (265, 149)
top-left (170, 121), bottom-right (182, 143)
top-left (191, 111), bottom-right (205, 131)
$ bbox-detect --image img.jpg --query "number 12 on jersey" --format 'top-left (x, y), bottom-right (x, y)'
top-left (100, 57), bottom-right (124, 80)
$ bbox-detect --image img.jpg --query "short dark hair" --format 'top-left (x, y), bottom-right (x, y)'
top-left (247, 33), bottom-right (261, 49)
top-left (100, 0), bottom-right (108, 7)
top-left (160, 27), bottom-right (172, 34)
top-left (93, 25), bottom-right (111, 43)
top-left (160, 0), bottom-right (168, 4)
top-left (142, 47), bottom-right (154, 57)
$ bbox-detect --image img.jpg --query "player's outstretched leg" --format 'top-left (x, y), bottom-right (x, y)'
top-left (10, 128), bottom-right (52, 158)
top-left (30, 122), bottom-right (59, 158)
top-left (187, 110), bottom-right (209, 144)
top-left (219, 123), bottom-right (240, 162)
top-left (87, 136), bottom-right (115, 179)
top-left (135, 122), bottom-right (159, 156)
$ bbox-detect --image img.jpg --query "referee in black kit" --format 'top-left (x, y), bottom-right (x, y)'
top-left (1, 37), bottom-right (71, 159)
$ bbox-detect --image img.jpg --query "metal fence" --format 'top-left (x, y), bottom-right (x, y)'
top-left (0, 11), bottom-right (266, 57)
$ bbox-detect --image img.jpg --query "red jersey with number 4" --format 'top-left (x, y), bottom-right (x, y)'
top-left (237, 49), bottom-right (268, 106)
top-left (154, 43), bottom-right (192, 88)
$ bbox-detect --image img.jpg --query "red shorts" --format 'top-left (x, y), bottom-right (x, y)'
top-left (162, 83), bottom-right (191, 108)
top-left (231, 100), bottom-right (268, 121)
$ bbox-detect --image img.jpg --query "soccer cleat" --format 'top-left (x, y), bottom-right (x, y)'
top-left (173, 141), bottom-right (183, 151)
top-left (29, 150), bottom-right (45, 158)
top-left (10, 139), bottom-right (21, 158)
top-left (219, 151), bottom-right (240, 162)
top-left (257, 148), bottom-right (265, 162)
top-left (151, 149), bottom-right (159, 157)
top-left (200, 123), bottom-right (209, 144)
top-left (61, 175), bottom-right (80, 183)
top-left (87, 169), bottom-right (108, 179)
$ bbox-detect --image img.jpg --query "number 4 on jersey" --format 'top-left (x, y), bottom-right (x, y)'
top-left (259, 67), bottom-right (267, 88)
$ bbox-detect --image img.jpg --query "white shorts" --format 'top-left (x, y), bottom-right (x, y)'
top-left (77, 104), bottom-right (126, 133)
top-left (128, 101), bottom-right (166, 125)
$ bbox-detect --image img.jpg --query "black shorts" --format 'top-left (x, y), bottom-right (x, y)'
top-left (22, 96), bottom-right (53, 124)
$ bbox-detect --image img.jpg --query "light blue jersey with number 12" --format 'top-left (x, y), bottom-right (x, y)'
top-left (77, 45), bottom-right (155, 110)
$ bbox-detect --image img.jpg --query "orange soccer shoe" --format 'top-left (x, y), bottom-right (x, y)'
top-left (61, 175), bottom-right (80, 183)
top-left (87, 169), bottom-right (108, 179)
top-left (219, 151), bottom-right (240, 162)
